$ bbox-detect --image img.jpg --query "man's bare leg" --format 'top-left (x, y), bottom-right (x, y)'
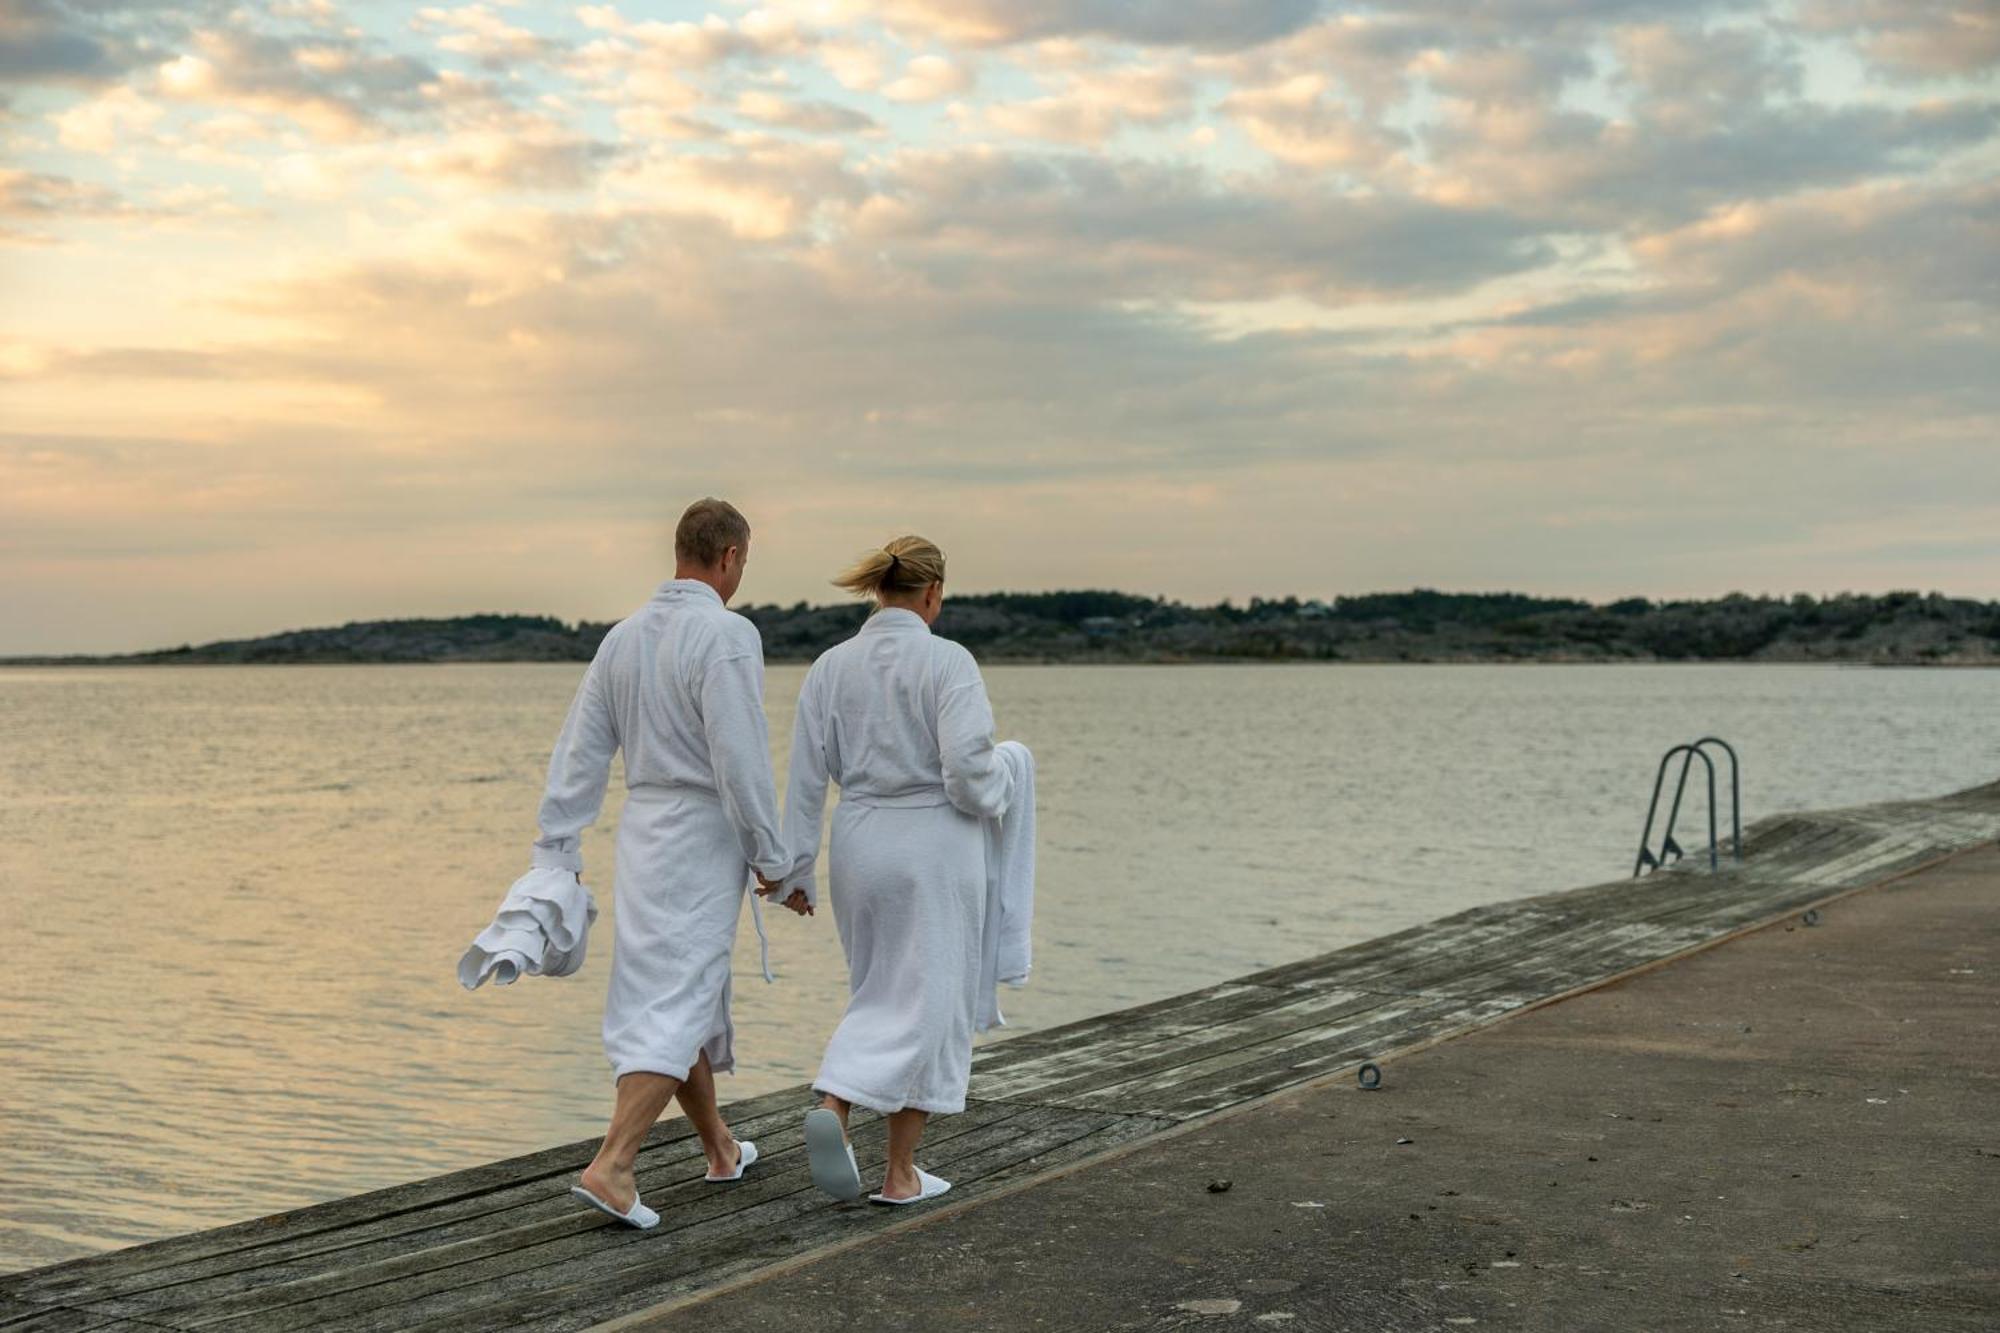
top-left (579, 1071), bottom-right (680, 1212)
top-left (675, 1051), bottom-right (742, 1178)
top-left (819, 1092), bottom-right (851, 1135)
top-left (880, 1108), bottom-right (928, 1199)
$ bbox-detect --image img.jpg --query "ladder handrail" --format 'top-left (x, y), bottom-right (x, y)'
top-left (1635, 744), bottom-right (1698, 876)
top-left (1660, 744), bottom-right (1719, 873)
top-left (1634, 738), bottom-right (1734, 877)
top-left (1689, 736), bottom-right (1741, 858)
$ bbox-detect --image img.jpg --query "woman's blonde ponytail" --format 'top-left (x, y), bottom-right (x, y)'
top-left (832, 535), bottom-right (946, 597)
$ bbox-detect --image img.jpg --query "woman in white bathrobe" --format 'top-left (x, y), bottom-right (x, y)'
top-left (771, 536), bottom-right (1021, 1205)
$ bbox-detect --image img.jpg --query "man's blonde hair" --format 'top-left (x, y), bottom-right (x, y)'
top-left (674, 498), bottom-right (750, 566)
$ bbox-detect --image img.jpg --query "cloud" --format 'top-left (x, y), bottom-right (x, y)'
top-left (0, 165), bottom-right (133, 223)
top-left (985, 62), bottom-right (1193, 143)
top-left (412, 4), bottom-right (560, 68)
top-left (155, 28), bottom-right (439, 141)
top-left (842, 0), bottom-right (1322, 51)
top-left (733, 90), bottom-right (878, 135)
top-left (1798, 1), bottom-right (2000, 79)
top-left (566, 8), bottom-right (826, 140)
top-left (53, 84), bottom-right (163, 152)
top-left (399, 70), bottom-right (619, 190)
top-left (1635, 178), bottom-right (2000, 319)
top-left (0, 0), bottom-right (133, 87)
top-left (858, 149), bottom-right (1548, 303)
top-left (1413, 91), bottom-right (1999, 227)
top-left (607, 138), bottom-right (865, 239)
top-left (1220, 73), bottom-right (1408, 169)
top-left (818, 38), bottom-right (889, 91)
top-left (1416, 41), bottom-right (1595, 107)
top-left (399, 129), bottom-right (613, 190)
top-left (575, 6), bottom-right (815, 69)
top-left (882, 53), bottom-right (971, 102)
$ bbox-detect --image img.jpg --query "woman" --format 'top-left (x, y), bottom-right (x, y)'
top-left (772, 536), bottom-right (1025, 1205)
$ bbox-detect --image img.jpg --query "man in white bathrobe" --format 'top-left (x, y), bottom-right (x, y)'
top-left (535, 498), bottom-right (806, 1229)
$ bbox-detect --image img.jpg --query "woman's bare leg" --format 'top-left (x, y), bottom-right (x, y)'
top-left (674, 1051), bottom-right (742, 1177)
top-left (819, 1092), bottom-right (852, 1135)
top-left (580, 1071), bottom-right (680, 1211)
top-left (880, 1109), bottom-right (928, 1199)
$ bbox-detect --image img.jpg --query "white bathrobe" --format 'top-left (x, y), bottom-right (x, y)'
top-left (781, 608), bottom-right (1030, 1115)
top-left (533, 579), bottom-right (789, 1083)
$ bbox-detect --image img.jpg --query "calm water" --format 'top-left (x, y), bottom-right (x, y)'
top-left (2, 662), bottom-right (1996, 1271)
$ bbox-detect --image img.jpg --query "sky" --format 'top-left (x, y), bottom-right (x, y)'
top-left (2, 1), bottom-right (1997, 654)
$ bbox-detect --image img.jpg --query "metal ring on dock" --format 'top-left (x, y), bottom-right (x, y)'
top-left (1357, 1062), bottom-right (1382, 1090)
top-left (1802, 908), bottom-right (1820, 927)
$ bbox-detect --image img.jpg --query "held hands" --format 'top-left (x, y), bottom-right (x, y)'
top-left (754, 870), bottom-right (813, 917)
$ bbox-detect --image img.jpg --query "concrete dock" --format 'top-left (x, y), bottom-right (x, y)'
top-left (3, 781), bottom-right (1996, 1331)
top-left (662, 843), bottom-right (2000, 1332)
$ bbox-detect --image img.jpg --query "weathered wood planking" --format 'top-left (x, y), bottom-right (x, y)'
top-left (4, 778), bottom-right (1996, 1331)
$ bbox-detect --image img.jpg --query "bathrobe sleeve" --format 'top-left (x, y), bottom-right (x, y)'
top-left (937, 645), bottom-right (1014, 820)
top-left (531, 658), bottom-right (618, 874)
top-left (699, 632), bottom-right (790, 882)
top-left (777, 667), bottom-right (829, 908)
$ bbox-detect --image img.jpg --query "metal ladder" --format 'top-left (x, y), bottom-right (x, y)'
top-left (1633, 737), bottom-right (1741, 876)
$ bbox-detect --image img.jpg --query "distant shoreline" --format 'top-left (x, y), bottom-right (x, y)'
top-left (6, 589), bottom-right (1999, 668)
top-left (6, 655), bottom-right (2000, 669)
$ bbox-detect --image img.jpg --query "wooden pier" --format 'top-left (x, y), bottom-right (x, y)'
top-left (6, 779), bottom-right (1998, 1332)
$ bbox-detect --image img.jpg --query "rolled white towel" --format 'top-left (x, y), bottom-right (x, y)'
top-left (976, 740), bottom-right (1036, 1031)
top-left (458, 866), bottom-right (598, 990)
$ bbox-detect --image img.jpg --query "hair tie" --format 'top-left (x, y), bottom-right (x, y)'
top-left (886, 551), bottom-right (901, 571)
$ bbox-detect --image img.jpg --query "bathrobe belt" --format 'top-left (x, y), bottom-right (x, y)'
top-left (624, 782), bottom-right (778, 984)
top-left (839, 788), bottom-right (955, 809)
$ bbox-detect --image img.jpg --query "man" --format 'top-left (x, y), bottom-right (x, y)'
top-left (533, 497), bottom-right (807, 1229)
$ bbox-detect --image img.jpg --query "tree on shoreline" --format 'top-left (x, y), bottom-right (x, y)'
top-left (9, 590), bottom-right (1999, 667)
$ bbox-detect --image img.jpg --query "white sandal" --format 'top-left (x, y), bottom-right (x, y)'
top-left (569, 1182), bottom-right (660, 1229)
top-left (804, 1108), bottom-right (863, 1201)
top-left (704, 1138), bottom-right (759, 1183)
top-left (868, 1168), bottom-right (952, 1206)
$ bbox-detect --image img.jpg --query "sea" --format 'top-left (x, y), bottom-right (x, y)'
top-left (2, 661), bottom-right (1995, 1271)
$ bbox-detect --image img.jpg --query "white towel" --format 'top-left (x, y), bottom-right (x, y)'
top-left (976, 740), bottom-right (1036, 1031)
top-left (458, 866), bottom-right (598, 990)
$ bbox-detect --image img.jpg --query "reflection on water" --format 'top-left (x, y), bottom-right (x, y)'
top-left (2, 662), bottom-right (1995, 1269)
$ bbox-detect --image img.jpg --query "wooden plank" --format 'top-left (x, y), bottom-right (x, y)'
top-left (86, 1101), bottom-right (1043, 1328)
top-left (576, 1110), bottom-right (1176, 1332)
top-left (977, 985), bottom-right (1391, 1105)
top-left (1239, 905), bottom-right (1587, 994)
top-left (392, 1110), bottom-right (1162, 1333)
top-left (968, 981), bottom-right (1286, 1072)
top-left (206, 1106), bottom-right (1105, 1333)
top-left (1046, 991), bottom-right (1524, 1120)
top-left (0, 1302), bottom-right (141, 1333)
top-left (1, 1086), bottom-right (816, 1304)
top-left (12, 1099), bottom-right (824, 1307)
top-left (0, 1295), bottom-right (46, 1326)
top-left (1249, 819), bottom-right (1885, 1000)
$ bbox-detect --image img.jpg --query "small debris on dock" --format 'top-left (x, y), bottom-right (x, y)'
top-left (1206, 1179), bottom-right (1233, 1194)
top-left (1174, 1298), bottom-right (1242, 1315)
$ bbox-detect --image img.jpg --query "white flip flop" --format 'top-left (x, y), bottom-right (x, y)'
top-left (569, 1182), bottom-right (660, 1230)
top-left (804, 1107), bottom-right (863, 1201)
top-left (704, 1138), bottom-right (759, 1183)
top-left (869, 1168), bottom-right (952, 1206)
